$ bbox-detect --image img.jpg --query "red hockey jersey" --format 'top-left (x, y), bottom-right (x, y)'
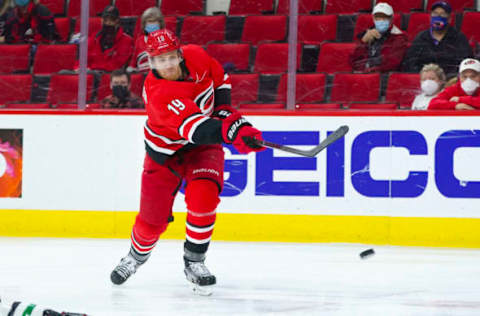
top-left (142, 44), bottom-right (231, 160)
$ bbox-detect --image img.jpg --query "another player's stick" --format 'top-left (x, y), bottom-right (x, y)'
top-left (244, 125), bottom-right (349, 157)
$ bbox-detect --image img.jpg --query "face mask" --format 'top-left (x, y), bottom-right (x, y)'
top-left (144, 23), bottom-right (160, 34)
top-left (421, 79), bottom-right (440, 96)
top-left (101, 24), bottom-right (117, 35)
top-left (461, 78), bottom-right (479, 95)
top-left (112, 85), bottom-right (129, 101)
top-left (15, 0), bottom-right (29, 6)
top-left (431, 16), bottom-right (448, 31)
top-left (374, 20), bottom-right (390, 34)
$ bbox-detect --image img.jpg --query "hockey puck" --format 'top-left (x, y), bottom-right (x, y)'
top-left (359, 248), bottom-right (375, 259)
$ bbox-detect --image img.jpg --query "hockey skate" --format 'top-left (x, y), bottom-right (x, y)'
top-left (184, 259), bottom-right (216, 296)
top-left (110, 255), bottom-right (140, 285)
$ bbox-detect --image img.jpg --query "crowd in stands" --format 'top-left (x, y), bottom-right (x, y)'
top-left (0, 0), bottom-right (479, 111)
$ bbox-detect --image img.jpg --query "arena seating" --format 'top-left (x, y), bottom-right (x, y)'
top-left (160, 0), bottom-right (204, 16)
top-left (316, 42), bottom-right (356, 73)
top-left (0, 45), bottom-right (31, 74)
top-left (276, 0), bottom-right (323, 14)
top-left (47, 74), bottom-right (94, 105)
top-left (0, 75), bottom-right (32, 104)
top-left (180, 15), bottom-right (226, 44)
top-left (228, 0), bottom-right (275, 15)
top-left (33, 45), bottom-right (77, 74)
top-left (206, 43), bottom-right (251, 72)
top-left (1, 0), bottom-right (479, 111)
top-left (276, 73), bottom-right (326, 103)
top-left (241, 15), bottom-right (287, 44)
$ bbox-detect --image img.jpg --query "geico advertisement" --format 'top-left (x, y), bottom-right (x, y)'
top-left (0, 114), bottom-right (479, 218)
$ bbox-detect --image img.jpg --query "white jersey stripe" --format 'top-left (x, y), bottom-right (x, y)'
top-left (216, 83), bottom-right (232, 89)
top-left (178, 113), bottom-right (203, 137)
top-left (144, 139), bottom-right (176, 155)
top-left (145, 122), bottom-right (188, 145)
top-left (187, 116), bottom-right (209, 142)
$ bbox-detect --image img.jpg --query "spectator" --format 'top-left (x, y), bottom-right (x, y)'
top-left (10, 0), bottom-right (58, 43)
top-left (100, 69), bottom-right (144, 109)
top-left (412, 63), bottom-right (446, 110)
top-left (83, 5), bottom-right (133, 72)
top-left (429, 58), bottom-right (480, 110)
top-left (350, 2), bottom-right (408, 73)
top-left (402, 1), bottom-right (472, 76)
top-left (127, 7), bottom-right (165, 73)
top-left (0, 0), bottom-right (15, 43)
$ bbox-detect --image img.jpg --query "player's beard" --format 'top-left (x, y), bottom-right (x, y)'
top-left (159, 66), bottom-right (181, 81)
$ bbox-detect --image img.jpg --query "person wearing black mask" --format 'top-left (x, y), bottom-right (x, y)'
top-left (100, 69), bottom-right (144, 109)
top-left (79, 5), bottom-right (133, 72)
top-left (402, 1), bottom-right (472, 76)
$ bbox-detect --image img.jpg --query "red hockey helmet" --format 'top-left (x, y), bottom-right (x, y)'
top-left (146, 29), bottom-right (180, 57)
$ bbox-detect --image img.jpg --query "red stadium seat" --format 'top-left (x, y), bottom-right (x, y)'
top-left (330, 73), bottom-right (381, 103)
top-left (461, 12), bottom-right (480, 49)
top-left (114, 0), bottom-right (156, 16)
top-left (161, 0), bottom-right (204, 16)
top-left (231, 74), bottom-right (259, 106)
top-left (133, 16), bottom-right (177, 40)
top-left (54, 17), bottom-right (72, 42)
top-left (207, 43), bottom-right (251, 72)
top-left (74, 17), bottom-right (102, 36)
top-left (295, 103), bottom-right (341, 110)
top-left (229, 0), bottom-right (275, 15)
top-left (97, 73), bottom-right (145, 102)
top-left (0, 45), bottom-right (31, 74)
top-left (33, 44), bottom-right (77, 74)
top-left (42, 0), bottom-right (65, 15)
top-left (4, 103), bottom-right (50, 109)
top-left (254, 43), bottom-right (301, 74)
top-left (67, 0), bottom-right (111, 17)
top-left (406, 13), bottom-right (455, 41)
top-left (316, 42), bottom-right (356, 73)
top-left (238, 103), bottom-right (285, 110)
top-left (390, 0), bottom-right (424, 13)
top-left (354, 13), bottom-right (402, 38)
top-left (385, 73), bottom-right (421, 107)
top-left (348, 103), bottom-right (398, 110)
top-left (47, 74), bottom-right (94, 105)
top-left (325, 0), bottom-right (372, 14)
top-left (298, 15), bottom-right (337, 45)
top-left (276, 73), bottom-right (326, 103)
top-left (276, 0), bottom-right (323, 14)
top-left (426, 0), bottom-right (475, 12)
top-left (241, 15), bottom-right (287, 45)
top-left (180, 15), bottom-right (226, 45)
top-left (0, 75), bottom-right (32, 104)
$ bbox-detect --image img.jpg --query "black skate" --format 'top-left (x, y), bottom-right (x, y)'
top-left (184, 259), bottom-right (216, 296)
top-left (110, 255), bottom-right (140, 285)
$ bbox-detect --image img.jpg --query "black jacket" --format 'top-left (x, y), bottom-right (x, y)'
top-left (402, 26), bottom-right (472, 76)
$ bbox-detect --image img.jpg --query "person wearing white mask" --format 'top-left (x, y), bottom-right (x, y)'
top-left (429, 58), bottom-right (480, 110)
top-left (411, 64), bottom-right (446, 110)
top-left (350, 2), bottom-right (408, 73)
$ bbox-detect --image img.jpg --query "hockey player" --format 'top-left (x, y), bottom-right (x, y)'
top-left (110, 29), bottom-right (265, 295)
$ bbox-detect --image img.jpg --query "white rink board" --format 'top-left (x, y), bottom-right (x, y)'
top-left (1, 114), bottom-right (479, 218)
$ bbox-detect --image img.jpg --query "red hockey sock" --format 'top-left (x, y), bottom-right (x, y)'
top-left (129, 215), bottom-right (167, 263)
top-left (184, 179), bottom-right (219, 255)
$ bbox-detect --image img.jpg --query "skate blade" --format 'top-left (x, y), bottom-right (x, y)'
top-left (189, 283), bottom-right (214, 296)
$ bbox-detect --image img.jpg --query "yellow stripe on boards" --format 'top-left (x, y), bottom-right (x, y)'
top-left (0, 210), bottom-right (479, 248)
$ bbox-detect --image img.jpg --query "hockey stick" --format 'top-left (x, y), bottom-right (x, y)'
top-left (243, 125), bottom-right (349, 157)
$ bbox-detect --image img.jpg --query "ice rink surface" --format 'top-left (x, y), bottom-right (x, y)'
top-left (0, 238), bottom-right (479, 316)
